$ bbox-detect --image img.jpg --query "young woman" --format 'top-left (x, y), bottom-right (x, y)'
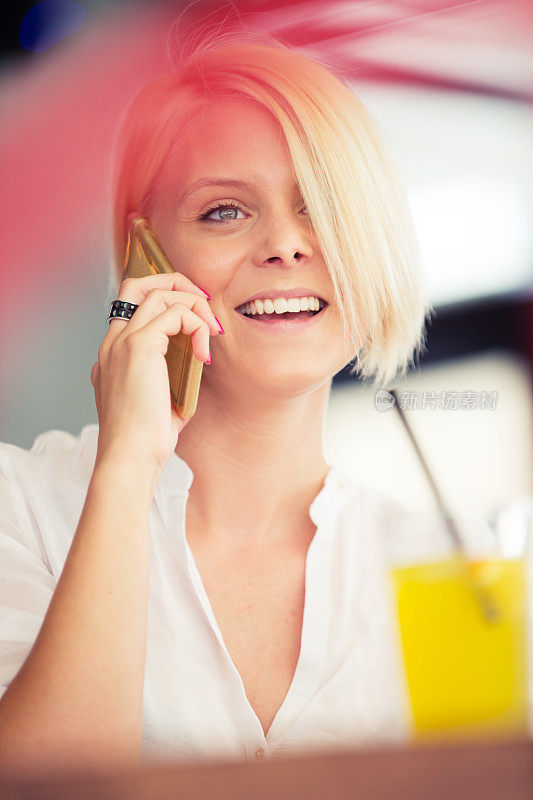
top-left (0, 32), bottom-right (430, 777)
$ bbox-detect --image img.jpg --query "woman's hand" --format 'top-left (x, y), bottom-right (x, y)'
top-left (90, 273), bottom-right (222, 485)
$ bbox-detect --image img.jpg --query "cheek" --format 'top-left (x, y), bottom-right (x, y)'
top-left (161, 233), bottom-right (227, 284)
top-left (188, 248), bottom-right (247, 291)
top-left (184, 262), bottom-right (234, 301)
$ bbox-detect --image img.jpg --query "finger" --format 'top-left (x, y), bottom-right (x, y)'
top-left (140, 303), bottom-right (212, 363)
top-left (104, 273), bottom-right (211, 344)
top-left (118, 272), bottom-right (209, 305)
top-left (123, 289), bottom-right (220, 338)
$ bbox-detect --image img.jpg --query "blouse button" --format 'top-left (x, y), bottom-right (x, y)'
top-left (255, 747), bottom-right (264, 759)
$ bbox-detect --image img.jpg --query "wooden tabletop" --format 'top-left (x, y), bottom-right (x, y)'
top-left (0, 738), bottom-right (532, 799)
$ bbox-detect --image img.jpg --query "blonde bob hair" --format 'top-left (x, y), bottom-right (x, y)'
top-left (110, 27), bottom-right (432, 388)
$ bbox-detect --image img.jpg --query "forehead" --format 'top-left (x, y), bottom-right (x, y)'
top-left (195, 98), bottom-right (283, 139)
top-left (163, 99), bottom-right (296, 194)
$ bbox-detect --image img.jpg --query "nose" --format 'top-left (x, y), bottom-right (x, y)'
top-left (254, 215), bottom-right (314, 269)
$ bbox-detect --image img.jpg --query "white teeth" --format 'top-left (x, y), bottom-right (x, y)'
top-left (238, 296), bottom-right (323, 316)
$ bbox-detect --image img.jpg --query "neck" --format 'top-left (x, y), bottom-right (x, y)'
top-left (174, 378), bottom-right (332, 553)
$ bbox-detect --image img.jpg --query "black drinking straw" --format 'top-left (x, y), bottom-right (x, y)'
top-left (389, 389), bottom-right (499, 624)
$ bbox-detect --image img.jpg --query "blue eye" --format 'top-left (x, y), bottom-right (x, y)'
top-left (200, 203), bottom-right (247, 224)
top-left (199, 202), bottom-right (309, 224)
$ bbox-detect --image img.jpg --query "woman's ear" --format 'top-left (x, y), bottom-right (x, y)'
top-left (126, 210), bottom-right (142, 229)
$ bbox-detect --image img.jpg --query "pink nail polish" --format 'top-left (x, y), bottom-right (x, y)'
top-left (214, 315), bottom-right (225, 334)
top-left (197, 285), bottom-right (211, 300)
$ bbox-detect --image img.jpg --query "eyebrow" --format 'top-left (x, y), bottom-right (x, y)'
top-left (179, 178), bottom-right (258, 202)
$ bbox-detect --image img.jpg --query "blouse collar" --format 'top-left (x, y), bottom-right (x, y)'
top-left (157, 449), bottom-right (351, 527)
top-left (158, 447), bottom-right (194, 493)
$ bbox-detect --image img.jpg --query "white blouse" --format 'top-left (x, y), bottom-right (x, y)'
top-left (0, 424), bottom-right (530, 767)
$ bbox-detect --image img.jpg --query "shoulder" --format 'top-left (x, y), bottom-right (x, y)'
top-left (0, 424), bottom-right (99, 488)
top-left (0, 425), bottom-right (99, 570)
top-left (328, 469), bottom-right (416, 557)
top-left (330, 468), bottom-right (412, 523)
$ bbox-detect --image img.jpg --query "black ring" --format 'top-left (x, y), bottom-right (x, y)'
top-left (107, 299), bottom-right (139, 324)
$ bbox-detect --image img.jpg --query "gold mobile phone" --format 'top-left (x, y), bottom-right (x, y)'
top-left (122, 215), bottom-right (204, 419)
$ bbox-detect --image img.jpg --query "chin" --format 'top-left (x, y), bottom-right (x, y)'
top-left (249, 363), bottom-right (337, 397)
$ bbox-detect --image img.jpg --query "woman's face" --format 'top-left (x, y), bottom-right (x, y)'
top-left (149, 98), bottom-right (357, 398)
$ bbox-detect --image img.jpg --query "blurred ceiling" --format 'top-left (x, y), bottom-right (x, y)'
top-left (244, 0), bottom-right (533, 101)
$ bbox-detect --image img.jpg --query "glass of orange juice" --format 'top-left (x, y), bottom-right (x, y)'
top-left (387, 503), bottom-right (532, 743)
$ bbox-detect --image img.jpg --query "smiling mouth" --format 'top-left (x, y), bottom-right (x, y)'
top-left (235, 299), bottom-right (328, 320)
top-left (238, 308), bottom-right (322, 319)
top-left (233, 305), bottom-right (328, 327)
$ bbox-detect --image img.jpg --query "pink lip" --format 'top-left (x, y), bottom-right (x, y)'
top-left (234, 287), bottom-right (328, 309)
